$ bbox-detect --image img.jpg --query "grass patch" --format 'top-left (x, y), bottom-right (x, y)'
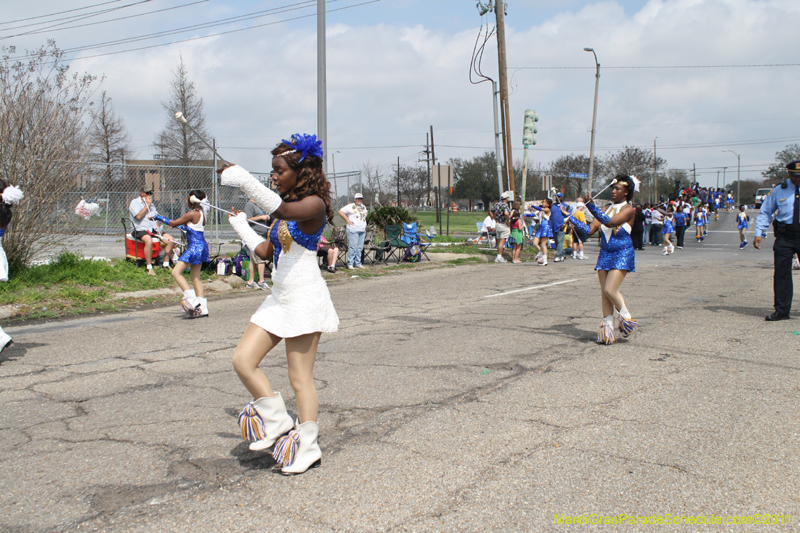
top-left (415, 211), bottom-right (486, 234)
top-left (0, 250), bottom-right (218, 320)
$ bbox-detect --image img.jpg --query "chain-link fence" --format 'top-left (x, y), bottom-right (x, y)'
top-left (59, 162), bottom-right (361, 240)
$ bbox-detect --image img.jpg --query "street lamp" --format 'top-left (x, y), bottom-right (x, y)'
top-left (723, 150), bottom-right (740, 205)
top-left (331, 150), bottom-right (341, 202)
top-left (584, 47), bottom-right (600, 194)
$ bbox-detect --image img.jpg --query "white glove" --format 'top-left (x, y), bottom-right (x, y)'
top-left (229, 212), bottom-right (267, 264)
top-left (220, 165), bottom-right (282, 215)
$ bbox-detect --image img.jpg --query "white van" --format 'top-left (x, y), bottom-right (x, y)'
top-left (755, 188), bottom-right (772, 209)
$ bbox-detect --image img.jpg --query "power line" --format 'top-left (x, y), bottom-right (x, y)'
top-left (509, 63), bottom-right (800, 70)
top-left (1, 0), bottom-right (153, 37)
top-left (9, 0), bottom-right (383, 62)
top-left (0, 0), bottom-right (209, 40)
top-left (0, 0), bottom-right (125, 27)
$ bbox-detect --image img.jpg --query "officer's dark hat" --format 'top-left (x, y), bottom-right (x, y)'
top-left (786, 161), bottom-right (800, 174)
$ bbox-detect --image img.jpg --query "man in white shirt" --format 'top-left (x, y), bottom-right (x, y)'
top-left (481, 212), bottom-right (496, 247)
top-left (650, 206), bottom-right (664, 246)
top-left (128, 185), bottom-right (175, 275)
top-left (338, 193), bottom-right (369, 269)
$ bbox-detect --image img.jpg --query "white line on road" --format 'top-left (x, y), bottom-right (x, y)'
top-left (485, 279), bottom-right (578, 298)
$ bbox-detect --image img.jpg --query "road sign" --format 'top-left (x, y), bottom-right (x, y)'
top-left (569, 172), bottom-right (589, 179)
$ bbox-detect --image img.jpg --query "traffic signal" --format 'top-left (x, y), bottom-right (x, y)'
top-left (523, 109), bottom-right (538, 147)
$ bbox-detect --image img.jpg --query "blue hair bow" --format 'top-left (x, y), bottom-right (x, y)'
top-left (281, 133), bottom-right (324, 162)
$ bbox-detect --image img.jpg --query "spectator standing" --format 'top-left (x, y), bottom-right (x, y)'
top-left (673, 205), bottom-right (688, 249)
top-left (509, 200), bottom-right (524, 263)
top-left (129, 184), bottom-right (175, 275)
top-left (338, 193), bottom-right (368, 269)
top-left (570, 198), bottom-right (588, 259)
top-left (631, 204), bottom-right (645, 250)
top-left (490, 191), bottom-right (512, 263)
top-left (244, 198), bottom-right (272, 289)
top-left (650, 206), bottom-right (664, 246)
top-left (643, 204), bottom-right (652, 246)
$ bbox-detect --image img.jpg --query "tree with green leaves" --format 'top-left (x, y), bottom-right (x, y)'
top-left (451, 152), bottom-right (500, 210)
top-left (762, 144), bottom-right (800, 186)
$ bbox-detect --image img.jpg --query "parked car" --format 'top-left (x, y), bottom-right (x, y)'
top-left (755, 188), bottom-right (772, 209)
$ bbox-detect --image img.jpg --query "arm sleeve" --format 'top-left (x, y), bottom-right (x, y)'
top-left (754, 191), bottom-right (777, 237)
top-left (529, 205), bottom-right (542, 211)
top-left (220, 165), bottom-right (282, 215)
top-left (569, 215), bottom-right (591, 241)
top-left (229, 212), bottom-right (267, 263)
top-left (586, 202), bottom-right (612, 225)
top-left (153, 214), bottom-right (170, 225)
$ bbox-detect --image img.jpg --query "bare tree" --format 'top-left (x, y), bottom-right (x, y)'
top-left (605, 146), bottom-right (665, 201)
top-left (360, 159), bottom-right (384, 208)
top-left (89, 91), bottom-right (132, 191)
top-left (0, 42), bottom-right (97, 270)
top-left (153, 56), bottom-right (212, 164)
top-left (398, 165), bottom-right (428, 211)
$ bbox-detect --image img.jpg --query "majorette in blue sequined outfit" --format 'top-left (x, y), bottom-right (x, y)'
top-left (569, 202), bottom-right (635, 273)
top-left (153, 214), bottom-right (209, 265)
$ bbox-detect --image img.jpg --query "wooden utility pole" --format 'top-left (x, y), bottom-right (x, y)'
top-left (431, 125), bottom-right (439, 223)
top-left (495, 0), bottom-right (514, 196)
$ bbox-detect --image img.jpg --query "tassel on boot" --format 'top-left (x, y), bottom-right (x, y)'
top-left (181, 289), bottom-right (200, 314)
top-left (597, 316), bottom-right (616, 345)
top-left (617, 306), bottom-right (638, 338)
top-left (274, 420), bottom-right (322, 475)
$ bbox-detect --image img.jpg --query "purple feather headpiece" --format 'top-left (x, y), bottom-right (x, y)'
top-left (278, 133), bottom-right (324, 162)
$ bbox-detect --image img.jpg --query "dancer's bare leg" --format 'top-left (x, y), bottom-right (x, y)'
top-left (171, 261), bottom-right (190, 291)
top-left (600, 269), bottom-right (629, 314)
top-left (190, 264), bottom-right (203, 297)
top-left (286, 332), bottom-right (321, 423)
top-left (232, 324), bottom-right (282, 398)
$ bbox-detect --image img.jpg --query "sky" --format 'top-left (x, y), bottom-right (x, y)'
top-left (2, 0), bottom-right (800, 189)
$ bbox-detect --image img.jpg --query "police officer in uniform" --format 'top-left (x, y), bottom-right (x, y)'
top-left (754, 161), bottom-right (800, 321)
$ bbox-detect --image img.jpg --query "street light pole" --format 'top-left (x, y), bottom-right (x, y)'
top-left (584, 47), bottom-right (600, 194)
top-left (723, 150), bottom-right (741, 205)
top-left (317, 0), bottom-right (328, 175)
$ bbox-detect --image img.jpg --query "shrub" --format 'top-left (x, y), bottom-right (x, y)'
top-left (366, 206), bottom-right (417, 232)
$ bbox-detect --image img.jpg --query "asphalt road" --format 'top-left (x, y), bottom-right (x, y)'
top-left (2, 209), bottom-right (798, 532)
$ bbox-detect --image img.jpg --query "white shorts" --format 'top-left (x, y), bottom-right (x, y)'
top-left (495, 222), bottom-right (511, 240)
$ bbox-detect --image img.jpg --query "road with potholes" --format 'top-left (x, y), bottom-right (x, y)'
top-left (1, 210), bottom-right (798, 532)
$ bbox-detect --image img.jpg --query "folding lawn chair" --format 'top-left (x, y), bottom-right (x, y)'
top-left (400, 222), bottom-right (432, 261)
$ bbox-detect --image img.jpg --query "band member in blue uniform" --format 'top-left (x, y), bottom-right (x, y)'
top-left (564, 175), bottom-right (640, 344)
top-left (754, 161), bottom-right (800, 321)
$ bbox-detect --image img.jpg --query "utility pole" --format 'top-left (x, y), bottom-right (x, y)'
top-left (431, 125), bottom-right (439, 224)
top-left (317, 0), bottom-right (328, 175)
top-left (396, 156), bottom-right (401, 207)
top-left (653, 137), bottom-right (657, 203)
top-left (425, 133), bottom-right (431, 208)
top-left (495, 0), bottom-right (514, 196)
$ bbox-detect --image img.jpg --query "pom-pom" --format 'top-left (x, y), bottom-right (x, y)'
top-left (2, 186), bottom-right (23, 205)
top-left (280, 133), bottom-right (324, 162)
top-left (618, 316), bottom-right (638, 338)
top-left (238, 402), bottom-right (267, 441)
top-left (272, 429), bottom-right (299, 466)
top-left (597, 320), bottom-right (617, 345)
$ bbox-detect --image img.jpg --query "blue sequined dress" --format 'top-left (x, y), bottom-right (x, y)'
top-left (249, 219), bottom-right (339, 338)
top-left (154, 213), bottom-right (208, 265)
top-left (588, 202), bottom-right (635, 273)
top-left (661, 215), bottom-right (674, 234)
top-left (179, 216), bottom-right (209, 265)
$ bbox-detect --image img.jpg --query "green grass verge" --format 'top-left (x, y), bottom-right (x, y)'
top-left (414, 210), bottom-right (486, 234)
top-left (0, 250), bottom-right (217, 320)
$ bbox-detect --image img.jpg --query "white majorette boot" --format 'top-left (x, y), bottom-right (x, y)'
top-left (181, 289), bottom-right (200, 314)
top-left (241, 393), bottom-right (295, 452)
top-left (273, 420), bottom-right (322, 475)
top-left (597, 315), bottom-right (616, 345)
top-left (190, 297), bottom-right (209, 318)
top-left (0, 326), bottom-right (12, 354)
top-left (617, 305), bottom-right (638, 338)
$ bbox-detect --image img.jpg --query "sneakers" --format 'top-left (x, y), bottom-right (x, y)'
top-left (246, 282), bottom-right (260, 289)
top-left (677, 246), bottom-right (683, 250)
top-left (739, 242), bottom-right (744, 249)
top-left (700, 237), bottom-right (704, 241)
top-left (668, 245), bottom-right (674, 254)
top-left (494, 256), bottom-right (507, 263)
top-left (258, 281), bottom-right (270, 290)
top-left (554, 256), bottom-right (564, 262)
top-left (346, 265), bottom-right (354, 270)
top-left (327, 265), bottom-right (336, 273)
top-left (662, 248), bottom-right (669, 255)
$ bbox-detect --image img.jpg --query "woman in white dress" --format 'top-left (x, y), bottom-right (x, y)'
top-left (0, 180), bottom-right (23, 353)
top-left (221, 134), bottom-right (338, 475)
